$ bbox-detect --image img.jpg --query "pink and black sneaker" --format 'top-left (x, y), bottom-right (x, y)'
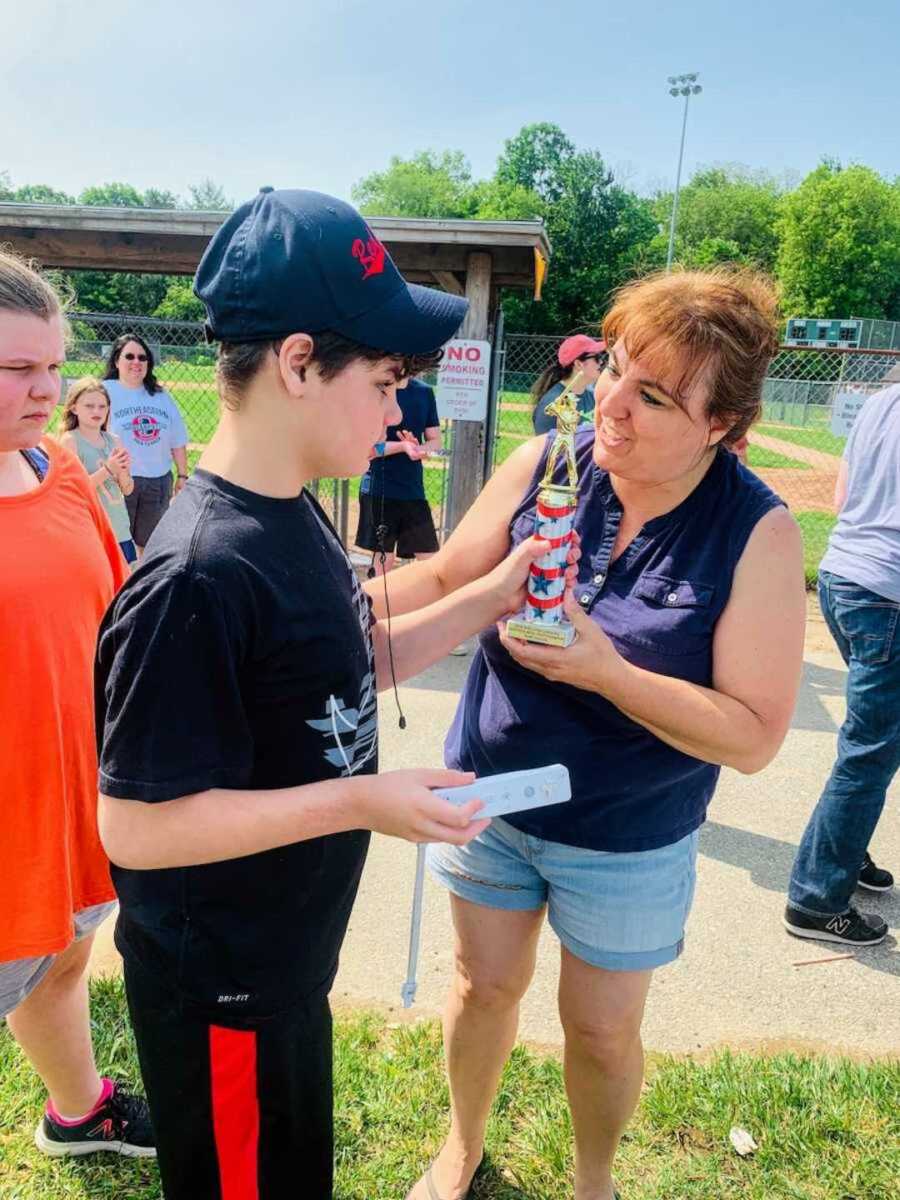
top-left (35, 1078), bottom-right (156, 1158)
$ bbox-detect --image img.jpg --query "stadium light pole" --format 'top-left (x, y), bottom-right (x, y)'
top-left (666, 72), bottom-right (702, 271)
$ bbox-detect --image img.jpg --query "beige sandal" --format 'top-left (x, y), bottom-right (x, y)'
top-left (405, 1162), bottom-right (480, 1200)
top-left (407, 1164), bottom-right (618, 1199)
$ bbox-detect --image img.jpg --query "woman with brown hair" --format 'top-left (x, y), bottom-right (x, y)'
top-left (374, 268), bottom-right (807, 1200)
top-left (102, 333), bottom-right (188, 555)
top-left (0, 249), bottom-right (153, 1157)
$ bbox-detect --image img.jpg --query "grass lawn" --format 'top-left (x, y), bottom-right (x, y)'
top-left (1, 979), bottom-right (897, 1200)
top-left (796, 511), bottom-right (838, 587)
top-left (757, 423), bottom-right (846, 458)
top-left (61, 361), bottom-right (217, 385)
top-left (493, 429), bottom-right (811, 474)
top-left (746, 445), bottom-right (808, 471)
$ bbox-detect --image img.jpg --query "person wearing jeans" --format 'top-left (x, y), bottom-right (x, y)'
top-left (786, 383), bottom-right (900, 946)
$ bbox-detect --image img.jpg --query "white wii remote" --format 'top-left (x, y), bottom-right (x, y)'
top-left (401, 764), bottom-right (573, 1008)
top-left (433, 763), bottom-right (571, 820)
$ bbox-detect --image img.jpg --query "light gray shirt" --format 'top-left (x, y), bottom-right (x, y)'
top-left (106, 380), bottom-right (188, 479)
top-left (820, 383), bottom-right (900, 602)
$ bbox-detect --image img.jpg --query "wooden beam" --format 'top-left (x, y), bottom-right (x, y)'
top-left (0, 203), bottom-right (550, 286)
top-left (387, 242), bottom-right (536, 282)
top-left (431, 270), bottom-right (464, 296)
top-left (446, 250), bottom-right (493, 532)
top-left (5, 227), bottom-right (209, 275)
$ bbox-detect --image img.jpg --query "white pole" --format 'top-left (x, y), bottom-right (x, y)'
top-left (666, 90), bottom-right (691, 272)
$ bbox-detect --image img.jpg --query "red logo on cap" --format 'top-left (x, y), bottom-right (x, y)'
top-left (352, 232), bottom-right (386, 280)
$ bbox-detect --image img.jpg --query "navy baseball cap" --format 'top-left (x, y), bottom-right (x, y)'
top-left (194, 188), bottom-right (468, 354)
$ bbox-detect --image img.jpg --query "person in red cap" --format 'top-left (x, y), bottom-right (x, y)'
top-left (531, 334), bottom-right (607, 434)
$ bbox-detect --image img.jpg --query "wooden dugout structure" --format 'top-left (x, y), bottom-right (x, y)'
top-left (0, 203), bottom-right (551, 527)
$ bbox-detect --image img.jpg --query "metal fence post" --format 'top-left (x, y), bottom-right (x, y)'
top-left (482, 306), bottom-right (505, 481)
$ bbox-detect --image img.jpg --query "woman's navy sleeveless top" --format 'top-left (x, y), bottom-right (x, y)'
top-left (445, 429), bottom-right (784, 851)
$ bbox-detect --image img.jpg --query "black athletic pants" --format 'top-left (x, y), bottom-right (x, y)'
top-left (123, 954), bottom-right (333, 1199)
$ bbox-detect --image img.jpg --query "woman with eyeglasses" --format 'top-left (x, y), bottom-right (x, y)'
top-left (531, 334), bottom-right (607, 435)
top-left (103, 334), bottom-right (189, 556)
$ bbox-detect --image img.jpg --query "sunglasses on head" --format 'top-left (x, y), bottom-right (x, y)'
top-left (122, 352), bottom-right (148, 362)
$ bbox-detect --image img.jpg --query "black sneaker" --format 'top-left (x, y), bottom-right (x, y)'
top-left (35, 1081), bottom-right (156, 1158)
top-left (783, 904), bottom-right (887, 946)
top-left (858, 852), bottom-right (894, 893)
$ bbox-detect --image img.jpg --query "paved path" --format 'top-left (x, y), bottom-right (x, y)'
top-left (90, 622), bottom-right (899, 1058)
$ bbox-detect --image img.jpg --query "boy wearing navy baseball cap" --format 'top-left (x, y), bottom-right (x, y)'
top-left (94, 189), bottom-right (549, 1199)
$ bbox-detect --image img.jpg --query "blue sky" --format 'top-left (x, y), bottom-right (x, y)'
top-left (5, 0), bottom-right (898, 206)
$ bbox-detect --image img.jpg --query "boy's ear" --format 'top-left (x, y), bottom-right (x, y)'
top-left (277, 333), bottom-right (315, 396)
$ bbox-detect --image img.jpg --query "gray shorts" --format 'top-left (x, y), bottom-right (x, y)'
top-left (125, 472), bottom-right (172, 547)
top-left (0, 902), bottom-right (117, 1019)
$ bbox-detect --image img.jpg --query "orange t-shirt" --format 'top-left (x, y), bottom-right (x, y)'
top-left (0, 439), bottom-right (129, 961)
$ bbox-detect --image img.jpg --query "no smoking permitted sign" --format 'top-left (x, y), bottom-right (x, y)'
top-left (435, 339), bottom-right (492, 422)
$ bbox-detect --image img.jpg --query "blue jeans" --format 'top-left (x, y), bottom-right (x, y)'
top-left (789, 570), bottom-right (900, 915)
top-left (429, 819), bottom-right (699, 972)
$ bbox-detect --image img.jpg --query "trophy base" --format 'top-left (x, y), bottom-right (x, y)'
top-left (506, 617), bottom-right (577, 647)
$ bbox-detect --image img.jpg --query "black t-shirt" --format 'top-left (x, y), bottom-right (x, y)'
top-left (96, 470), bottom-right (377, 1021)
top-left (360, 379), bottom-right (439, 501)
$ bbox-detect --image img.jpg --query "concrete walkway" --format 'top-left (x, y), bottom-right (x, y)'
top-left (90, 614), bottom-right (900, 1059)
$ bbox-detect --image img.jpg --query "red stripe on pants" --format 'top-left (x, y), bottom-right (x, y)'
top-left (209, 1025), bottom-right (260, 1200)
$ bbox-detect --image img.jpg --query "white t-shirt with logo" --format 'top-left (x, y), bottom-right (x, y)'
top-left (106, 381), bottom-right (189, 479)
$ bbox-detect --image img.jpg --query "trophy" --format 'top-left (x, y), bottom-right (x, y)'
top-left (506, 372), bottom-right (583, 648)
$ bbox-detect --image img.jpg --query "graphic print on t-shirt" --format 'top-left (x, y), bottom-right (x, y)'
top-left (305, 547), bottom-right (378, 776)
top-left (131, 414), bottom-right (161, 444)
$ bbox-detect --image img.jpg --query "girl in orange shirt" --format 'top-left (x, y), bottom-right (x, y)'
top-left (0, 249), bottom-right (154, 1157)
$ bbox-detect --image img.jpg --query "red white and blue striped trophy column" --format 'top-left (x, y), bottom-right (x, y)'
top-left (506, 373), bottom-right (583, 648)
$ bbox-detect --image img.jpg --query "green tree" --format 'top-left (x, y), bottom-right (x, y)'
top-left (777, 162), bottom-right (900, 319)
top-left (496, 122), bottom-right (577, 204)
top-left (142, 188), bottom-right (179, 209)
top-left (14, 183), bottom-right (76, 205)
top-left (469, 179), bottom-right (543, 221)
top-left (352, 150), bottom-right (476, 218)
top-left (653, 166), bottom-right (784, 271)
top-left (153, 279), bottom-right (205, 321)
top-left (188, 179), bottom-right (232, 211)
top-left (68, 271), bottom-right (172, 316)
top-left (496, 124), bottom-right (658, 332)
top-left (78, 182), bottom-right (147, 208)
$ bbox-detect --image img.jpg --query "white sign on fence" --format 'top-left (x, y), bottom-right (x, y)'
top-left (830, 390), bottom-right (868, 438)
top-left (435, 339), bottom-right (492, 422)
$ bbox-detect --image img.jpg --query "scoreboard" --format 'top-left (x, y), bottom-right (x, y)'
top-left (784, 318), bottom-right (862, 349)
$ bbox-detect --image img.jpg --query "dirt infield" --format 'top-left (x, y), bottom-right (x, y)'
top-left (752, 466), bottom-right (837, 511)
top-left (748, 432), bottom-right (838, 512)
top-left (489, 425), bottom-right (840, 513)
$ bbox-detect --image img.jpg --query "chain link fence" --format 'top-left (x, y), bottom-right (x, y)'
top-left (494, 333), bottom-right (900, 584)
top-left (59, 313), bottom-right (900, 583)
top-left (61, 312), bottom-right (457, 555)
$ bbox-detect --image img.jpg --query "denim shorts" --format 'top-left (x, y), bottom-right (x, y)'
top-left (0, 901), bottom-right (117, 1018)
top-left (428, 820), bottom-right (699, 972)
